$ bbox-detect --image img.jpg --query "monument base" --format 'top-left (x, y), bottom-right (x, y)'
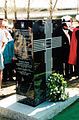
top-left (0, 88), bottom-right (78, 120)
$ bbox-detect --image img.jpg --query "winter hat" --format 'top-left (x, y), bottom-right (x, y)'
top-left (61, 15), bottom-right (72, 22)
top-left (75, 15), bottom-right (79, 21)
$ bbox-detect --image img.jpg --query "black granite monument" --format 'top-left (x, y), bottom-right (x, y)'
top-left (14, 19), bottom-right (62, 106)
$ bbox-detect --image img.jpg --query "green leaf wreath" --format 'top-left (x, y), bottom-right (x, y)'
top-left (47, 72), bottom-right (69, 102)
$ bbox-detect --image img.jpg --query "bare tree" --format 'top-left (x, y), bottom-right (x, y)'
top-left (5, 0), bottom-right (7, 19)
top-left (49, 0), bottom-right (58, 19)
top-left (14, 0), bottom-right (17, 19)
top-left (49, 0), bottom-right (52, 19)
top-left (27, 0), bottom-right (30, 19)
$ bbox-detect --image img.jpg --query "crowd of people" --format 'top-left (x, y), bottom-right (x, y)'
top-left (0, 16), bottom-right (79, 94)
top-left (60, 15), bottom-right (79, 79)
top-left (0, 19), bottom-right (15, 91)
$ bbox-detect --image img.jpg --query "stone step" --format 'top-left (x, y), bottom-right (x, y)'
top-left (0, 88), bottom-right (79, 120)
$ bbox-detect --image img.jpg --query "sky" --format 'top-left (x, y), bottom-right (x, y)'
top-left (0, 0), bottom-right (78, 9)
top-left (56, 0), bottom-right (77, 9)
top-left (30, 0), bottom-right (77, 9)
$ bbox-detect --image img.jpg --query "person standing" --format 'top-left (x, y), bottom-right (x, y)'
top-left (2, 19), bottom-right (15, 82)
top-left (0, 19), bottom-right (7, 89)
top-left (61, 16), bottom-right (73, 79)
top-left (68, 15), bottom-right (79, 76)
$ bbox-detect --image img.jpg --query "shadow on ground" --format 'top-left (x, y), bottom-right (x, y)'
top-left (66, 76), bottom-right (79, 88)
top-left (0, 81), bottom-right (16, 100)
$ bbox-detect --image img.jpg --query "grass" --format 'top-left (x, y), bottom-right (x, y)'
top-left (50, 99), bottom-right (79, 120)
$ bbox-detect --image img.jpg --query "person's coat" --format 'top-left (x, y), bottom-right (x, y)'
top-left (68, 27), bottom-right (79, 65)
top-left (3, 39), bottom-right (14, 64)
